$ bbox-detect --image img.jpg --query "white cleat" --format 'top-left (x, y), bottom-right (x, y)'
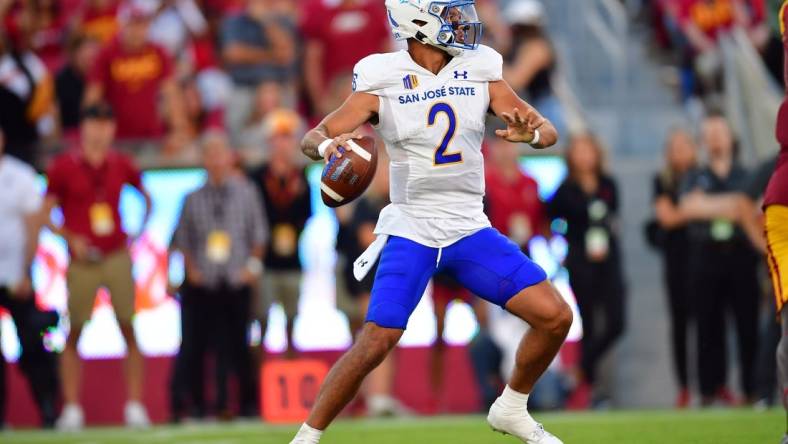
top-left (124, 401), bottom-right (151, 429)
top-left (56, 404), bottom-right (84, 432)
top-left (487, 402), bottom-right (563, 444)
top-left (367, 395), bottom-right (413, 418)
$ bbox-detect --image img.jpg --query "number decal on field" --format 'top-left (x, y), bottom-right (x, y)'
top-left (428, 102), bottom-right (463, 166)
top-left (262, 359), bottom-right (329, 423)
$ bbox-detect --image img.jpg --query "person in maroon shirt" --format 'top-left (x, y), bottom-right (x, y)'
top-left (300, 0), bottom-right (390, 118)
top-left (485, 139), bottom-right (550, 245)
top-left (43, 103), bottom-right (153, 430)
top-left (84, 1), bottom-right (186, 144)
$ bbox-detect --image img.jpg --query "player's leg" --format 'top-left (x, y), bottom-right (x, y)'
top-left (291, 236), bottom-right (437, 443)
top-left (444, 228), bottom-right (570, 443)
top-left (502, 282), bottom-right (573, 396)
top-left (104, 251), bottom-right (149, 427)
top-left (356, 290), bottom-right (403, 417)
top-left (778, 310), bottom-right (788, 443)
top-left (765, 205), bottom-right (788, 439)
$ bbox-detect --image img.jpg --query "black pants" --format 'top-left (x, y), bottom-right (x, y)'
top-left (170, 283), bottom-right (253, 418)
top-left (691, 246), bottom-right (760, 399)
top-left (567, 256), bottom-right (626, 387)
top-left (663, 251), bottom-right (693, 388)
top-left (0, 287), bottom-right (59, 428)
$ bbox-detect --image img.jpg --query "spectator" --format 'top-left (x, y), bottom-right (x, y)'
top-left (0, 128), bottom-right (58, 429)
top-left (220, 0), bottom-right (297, 137)
top-left (548, 134), bottom-right (625, 408)
top-left (84, 1), bottom-right (187, 149)
top-left (247, 109), bottom-right (311, 357)
top-left (663, 0), bottom-right (753, 101)
top-left (171, 130), bottom-right (267, 417)
top-left (2, 0), bottom-right (68, 72)
top-left (75, 0), bottom-right (120, 45)
top-left (56, 35), bottom-right (101, 139)
top-left (300, 0), bottom-right (390, 118)
top-left (651, 128), bottom-right (699, 408)
top-left (238, 81), bottom-right (285, 163)
top-left (485, 138), bottom-right (550, 245)
top-left (502, 0), bottom-right (567, 137)
top-left (679, 113), bottom-right (760, 406)
top-left (148, 0), bottom-right (208, 58)
top-left (0, 32), bottom-right (56, 166)
top-left (43, 103), bottom-right (152, 430)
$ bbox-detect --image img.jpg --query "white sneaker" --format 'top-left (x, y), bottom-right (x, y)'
top-left (56, 404), bottom-right (84, 431)
top-left (487, 401), bottom-right (563, 444)
top-left (124, 401), bottom-right (151, 429)
top-left (367, 395), bottom-right (413, 418)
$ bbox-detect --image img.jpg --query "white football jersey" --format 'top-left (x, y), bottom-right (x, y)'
top-left (353, 45), bottom-right (503, 247)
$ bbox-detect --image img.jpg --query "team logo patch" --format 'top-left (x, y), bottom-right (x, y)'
top-left (402, 74), bottom-right (419, 90)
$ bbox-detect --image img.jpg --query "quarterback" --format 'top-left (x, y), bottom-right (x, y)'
top-left (292, 1), bottom-right (571, 443)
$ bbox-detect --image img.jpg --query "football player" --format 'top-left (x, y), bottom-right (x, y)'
top-left (292, 1), bottom-right (570, 443)
top-left (769, 2), bottom-right (788, 443)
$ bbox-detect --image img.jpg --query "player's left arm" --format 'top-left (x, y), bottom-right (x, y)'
top-left (488, 80), bottom-right (558, 149)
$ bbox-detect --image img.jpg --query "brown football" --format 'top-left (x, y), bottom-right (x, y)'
top-left (320, 136), bottom-right (378, 208)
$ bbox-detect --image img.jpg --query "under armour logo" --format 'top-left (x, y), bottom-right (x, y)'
top-left (454, 70), bottom-right (468, 79)
top-left (359, 259), bottom-right (369, 267)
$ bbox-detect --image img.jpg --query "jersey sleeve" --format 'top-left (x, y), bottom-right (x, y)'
top-left (352, 53), bottom-right (389, 96)
top-left (472, 45), bottom-right (503, 82)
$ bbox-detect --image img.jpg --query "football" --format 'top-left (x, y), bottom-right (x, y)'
top-left (320, 136), bottom-right (378, 208)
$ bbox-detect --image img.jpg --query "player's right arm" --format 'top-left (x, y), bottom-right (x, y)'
top-left (301, 91), bottom-right (379, 162)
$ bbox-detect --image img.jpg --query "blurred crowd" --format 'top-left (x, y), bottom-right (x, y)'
top-left (0, 0), bottom-right (567, 170)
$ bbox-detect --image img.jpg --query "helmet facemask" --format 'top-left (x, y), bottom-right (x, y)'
top-left (429, 1), bottom-right (483, 51)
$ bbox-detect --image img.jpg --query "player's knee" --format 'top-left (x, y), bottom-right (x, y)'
top-left (356, 324), bottom-right (401, 367)
top-left (537, 287), bottom-right (572, 339)
top-left (551, 300), bottom-right (573, 339)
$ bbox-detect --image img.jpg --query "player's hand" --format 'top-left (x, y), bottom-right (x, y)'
top-left (323, 133), bottom-right (364, 163)
top-left (495, 107), bottom-right (545, 144)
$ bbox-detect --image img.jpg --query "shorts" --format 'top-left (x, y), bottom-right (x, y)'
top-left (766, 205), bottom-right (788, 312)
top-left (367, 227), bottom-right (547, 329)
top-left (258, 269), bottom-right (301, 320)
top-left (432, 273), bottom-right (474, 309)
top-left (66, 249), bottom-right (136, 327)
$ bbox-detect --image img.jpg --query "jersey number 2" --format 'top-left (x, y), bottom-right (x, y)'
top-left (428, 102), bottom-right (463, 166)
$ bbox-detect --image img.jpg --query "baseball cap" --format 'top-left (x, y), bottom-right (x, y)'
top-left (118, 0), bottom-right (158, 23)
top-left (504, 0), bottom-right (546, 26)
top-left (263, 109), bottom-right (303, 138)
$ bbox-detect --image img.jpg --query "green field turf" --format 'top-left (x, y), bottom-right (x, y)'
top-left (2, 409), bottom-right (784, 444)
